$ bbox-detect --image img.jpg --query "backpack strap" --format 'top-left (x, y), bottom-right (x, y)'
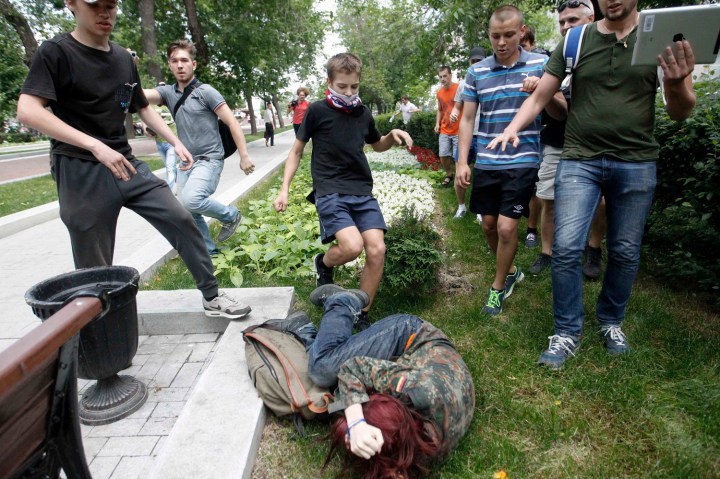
top-left (563, 24), bottom-right (589, 75)
top-left (172, 78), bottom-right (201, 118)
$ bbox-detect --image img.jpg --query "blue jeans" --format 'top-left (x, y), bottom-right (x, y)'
top-left (177, 158), bottom-right (238, 254)
top-left (552, 157), bottom-right (656, 338)
top-left (308, 293), bottom-right (423, 388)
top-left (156, 141), bottom-right (177, 192)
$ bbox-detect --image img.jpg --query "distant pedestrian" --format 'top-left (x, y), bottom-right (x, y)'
top-left (395, 95), bottom-right (420, 124)
top-left (263, 102), bottom-right (275, 147)
top-left (288, 86), bottom-right (310, 135)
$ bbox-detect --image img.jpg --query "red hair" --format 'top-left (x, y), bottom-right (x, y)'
top-left (324, 394), bottom-right (440, 479)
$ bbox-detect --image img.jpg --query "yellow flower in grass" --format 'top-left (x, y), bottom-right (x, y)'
top-left (493, 470), bottom-right (507, 479)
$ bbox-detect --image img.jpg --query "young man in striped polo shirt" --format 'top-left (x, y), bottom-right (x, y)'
top-left (456, 5), bottom-right (564, 316)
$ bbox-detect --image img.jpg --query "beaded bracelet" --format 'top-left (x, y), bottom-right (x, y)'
top-left (346, 418), bottom-right (367, 441)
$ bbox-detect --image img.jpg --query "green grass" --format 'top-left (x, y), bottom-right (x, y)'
top-left (145, 165), bottom-right (720, 478)
top-left (0, 157), bottom-right (164, 217)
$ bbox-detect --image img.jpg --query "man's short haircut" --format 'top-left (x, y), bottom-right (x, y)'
top-left (521, 25), bottom-right (536, 44)
top-left (326, 53), bottom-right (363, 80)
top-left (296, 86), bottom-right (310, 96)
top-left (167, 40), bottom-right (196, 60)
top-left (490, 5), bottom-right (524, 27)
top-left (438, 65), bottom-right (451, 75)
top-left (402, 94), bottom-right (410, 100)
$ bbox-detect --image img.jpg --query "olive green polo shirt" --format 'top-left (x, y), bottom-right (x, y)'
top-left (545, 23), bottom-right (659, 162)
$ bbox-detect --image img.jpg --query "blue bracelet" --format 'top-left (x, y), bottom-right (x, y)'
top-left (346, 418), bottom-right (367, 441)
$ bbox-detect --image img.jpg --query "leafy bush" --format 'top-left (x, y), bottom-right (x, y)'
top-left (375, 113), bottom-right (405, 136)
top-left (406, 111), bottom-right (439, 154)
top-left (645, 80), bottom-right (720, 299)
top-left (381, 211), bottom-right (442, 296)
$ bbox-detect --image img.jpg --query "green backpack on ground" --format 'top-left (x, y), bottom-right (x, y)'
top-left (243, 322), bottom-right (332, 435)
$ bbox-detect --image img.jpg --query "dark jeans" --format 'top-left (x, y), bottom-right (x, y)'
top-left (52, 155), bottom-right (218, 298)
top-left (264, 122), bottom-right (274, 145)
top-left (308, 292), bottom-right (423, 388)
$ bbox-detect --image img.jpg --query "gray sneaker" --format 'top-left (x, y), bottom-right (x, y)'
top-left (538, 334), bottom-right (579, 369)
top-left (504, 266), bottom-right (525, 298)
top-left (600, 325), bottom-right (631, 355)
top-left (203, 291), bottom-right (251, 319)
top-left (525, 232), bottom-right (539, 248)
top-left (218, 212), bottom-right (242, 242)
top-left (309, 284), bottom-right (369, 308)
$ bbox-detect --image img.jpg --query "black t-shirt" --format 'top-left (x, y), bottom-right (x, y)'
top-left (540, 88), bottom-right (571, 149)
top-left (297, 100), bottom-right (381, 197)
top-left (21, 33), bottom-right (148, 162)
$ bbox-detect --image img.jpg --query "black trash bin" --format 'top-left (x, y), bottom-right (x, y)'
top-left (25, 266), bottom-right (148, 425)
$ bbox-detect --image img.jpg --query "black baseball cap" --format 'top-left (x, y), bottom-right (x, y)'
top-left (470, 46), bottom-right (486, 62)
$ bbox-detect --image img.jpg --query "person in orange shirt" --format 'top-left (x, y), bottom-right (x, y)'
top-left (434, 66), bottom-right (461, 197)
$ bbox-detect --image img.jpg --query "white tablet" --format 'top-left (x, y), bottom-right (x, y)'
top-left (632, 4), bottom-right (720, 66)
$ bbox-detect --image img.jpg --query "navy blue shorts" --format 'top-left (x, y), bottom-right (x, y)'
top-left (316, 194), bottom-right (387, 244)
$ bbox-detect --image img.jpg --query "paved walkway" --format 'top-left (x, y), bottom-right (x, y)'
top-left (0, 130), bottom-right (295, 352)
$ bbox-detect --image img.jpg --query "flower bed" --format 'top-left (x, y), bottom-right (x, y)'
top-left (408, 145), bottom-right (441, 171)
top-left (366, 148), bottom-right (418, 168)
top-left (373, 170), bottom-right (434, 225)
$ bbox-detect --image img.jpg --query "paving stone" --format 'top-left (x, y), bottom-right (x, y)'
top-left (127, 400), bottom-right (157, 419)
top-left (136, 341), bottom-right (178, 356)
top-left (88, 418), bottom-right (147, 438)
top-left (151, 401), bottom-right (184, 418)
top-left (89, 456), bottom-right (121, 479)
top-left (82, 436), bottom-right (108, 460)
top-left (98, 436), bottom-right (159, 457)
top-left (152, 360), bottom-right (185, 388)
top-left (187, 342), bottom-right (214, 363)
top-left (80, 423), bottom-right (92, 438)
top-left (110, 456), bottom-right (152, 479)
top-left (151, 387), bottom-right (189, 402)
top-left (152, 436), bottom-right (168, 457)
top-left (138, 417), bottom-right (176, 436)
top-left (141, 334), bottom-right (184, 345)
top-left (127, 354), bottom-right (150, 367)
top-left (180, 332), bottom-right (219, 343)
top-left (170, 362), bottom-right (202, 388)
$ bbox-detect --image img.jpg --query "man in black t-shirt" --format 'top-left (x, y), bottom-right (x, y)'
top-left (273, 53), bottom-right (412, 329)
top-left (17, 0), bottom-right (251, 319)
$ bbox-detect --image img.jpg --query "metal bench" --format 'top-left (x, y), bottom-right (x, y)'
top-left (0, 296), bottom-right (104, 479)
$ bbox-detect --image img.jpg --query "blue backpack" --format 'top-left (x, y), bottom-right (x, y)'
top-left (561, 24), bottom-right (589, 92)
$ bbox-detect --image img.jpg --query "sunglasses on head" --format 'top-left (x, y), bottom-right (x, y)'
top-left (557, 0), bottom-right (591, 12)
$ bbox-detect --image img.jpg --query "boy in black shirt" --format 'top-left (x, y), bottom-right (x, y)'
top-left (273, 53), bottom-right (412, 327)
top-left (17, 0), bottom-right (251, 319)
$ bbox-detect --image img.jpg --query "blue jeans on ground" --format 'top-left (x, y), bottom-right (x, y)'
top-left (308, 292), bottom-right (423, 388)
top-left (156, 141), bottom-right (177, 192)
top-left (552, 157), bottom-right (657, 338)
top-left (177, 158), bottom-right (238, 254)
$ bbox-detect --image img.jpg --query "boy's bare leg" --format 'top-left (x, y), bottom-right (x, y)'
top-left (481, 215), bottom-right (499, 254)
top-left (359, 228), bottom-right (386, 310)
top-left (588, 196), bottom-right (607, 249)
top-left (540, 199), bottom-right (555, 256)
top-left (324, 226), bottom-right (363, 267)
top-left (492, 215), bottom-right (520, 290)
top-left (528, 195), bottom-right (541, 230)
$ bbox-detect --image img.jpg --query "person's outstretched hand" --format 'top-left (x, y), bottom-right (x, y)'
top-left (348, 421), bottom-right (384, 459)
top-left (486, 131), bottom-right (520, 152)
top-left (273, 191), bottom-right (289, 212)
top-left (391, 129), bottom-right (413, 148)
top-left (658, 40), bottom-right (695, 85)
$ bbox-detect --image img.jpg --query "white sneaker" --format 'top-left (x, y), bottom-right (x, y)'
top-left (203, 291), bottom-right (251, 319)
top-left (476, 214), bottom-right (483, 224)
top-left (453, 205), bottom-right (467, 219)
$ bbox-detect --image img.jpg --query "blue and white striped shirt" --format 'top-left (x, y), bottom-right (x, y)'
top-left (462, 48), bottom-right (547, 170)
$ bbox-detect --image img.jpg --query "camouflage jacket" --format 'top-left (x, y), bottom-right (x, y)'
top-left (328, 321), bottom-right (475, 457)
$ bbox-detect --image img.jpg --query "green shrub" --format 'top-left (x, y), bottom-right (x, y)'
top-left (645, 80), bottom-right (720, 299)
top-left (381, 211), bottom-right (442, 296)
top-left (405, 111), bottom-right (439, 154)
top-left (375, 113), bottom-right (406, 136)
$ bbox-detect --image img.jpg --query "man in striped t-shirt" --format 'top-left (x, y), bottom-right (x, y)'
top-left (456, 5), bottom-right (560, 317)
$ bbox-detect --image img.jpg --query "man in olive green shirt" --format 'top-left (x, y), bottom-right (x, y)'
top-left (488, 0), bottom-right (696, 369)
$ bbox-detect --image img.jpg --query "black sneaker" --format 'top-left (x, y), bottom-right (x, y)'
top-left (529, 253), bottom-right (551, 275)
top-left (525, 231), bottom-right (539, 248)
top-left (355, 310), bottom-right (371, 332)
top-left (218, 212), bottom-right (242, 242)
top-left (309, 284), bottom-right (369, 308)
top-left (583, 246), bottom-right (602, 280)
top-left (313, 253), bottom-right (334, 287)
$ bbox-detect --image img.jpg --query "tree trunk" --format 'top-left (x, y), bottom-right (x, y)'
top-left (137, 0), bottom-right (163, 84)
top-left (0, 0), bottom-right (38, 67)
top-left (271, 93), bottom-right (285, 128)
top-left (244, 89), bottom-right (257, 136)
top-left (182, 0), bottom-right (209, 67)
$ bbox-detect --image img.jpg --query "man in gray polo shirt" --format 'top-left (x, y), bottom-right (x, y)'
top-left (145, 40), bottom-right (254, 255)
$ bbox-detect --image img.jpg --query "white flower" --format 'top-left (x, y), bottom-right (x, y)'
top-left (372, 170), bottom-right (434, 226)
top-left (366, 148), bottom-right (418, 168)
